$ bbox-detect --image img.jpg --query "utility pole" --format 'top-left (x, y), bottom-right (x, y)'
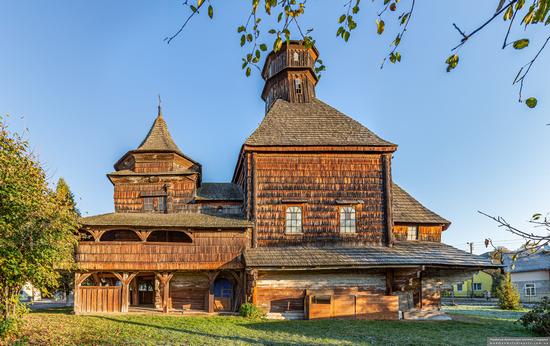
top-left (467, 242), bottom-right (474, 298)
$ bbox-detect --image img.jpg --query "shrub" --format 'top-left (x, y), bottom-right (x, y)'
top-left (496, 273), bottom-right (521, 310)
top-left (239, 303), bottom-right (265, 318)
top-left (518, 297), bottom-right (550, 336)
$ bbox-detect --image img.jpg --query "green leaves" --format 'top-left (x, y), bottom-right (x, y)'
top-left (389, 51), bottom-right (401, 63)
top-left (445, 54), bottom-right (459, 72)
top-left (525, 97), bottom-right (538, 108)
top-left (512, 39), bottom-right (529, 49)
top-left (376, 19), bottom-right (385, 35)
top-left (208, 5), bottom-right (213, 19)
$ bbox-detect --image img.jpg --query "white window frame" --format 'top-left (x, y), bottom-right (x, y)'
top-left (285, 206), bottom-right (303, 234)
top-left (524, 283), bottom-right (536, 297)
top-left (293, 51), bottom-right (300, 62)
top-left (339, 206), bottom-right (356, 233)
top-left (406, 226), bottom-right (418, 240)
top-left (143, 197), bottom-right (154, 212)
top-left (472, 283), bottom-right (482, 291)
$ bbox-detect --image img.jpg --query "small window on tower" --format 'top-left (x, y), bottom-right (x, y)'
top-left (294, 78), bottom-right (303, 94)
top-left (407, 226), bottom-right (418, 240)
top-left (143, 197), bottom-right (154, 212)
top-left (293, 51), bottom-right (299, 62)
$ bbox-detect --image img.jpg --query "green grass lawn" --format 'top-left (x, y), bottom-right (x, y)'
top-left (12, 307), bottom-right (535, 346)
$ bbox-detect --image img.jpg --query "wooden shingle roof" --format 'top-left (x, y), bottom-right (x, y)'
top-left (393, 183), bottom-right (450, 226)
top-left (136, 113), bottom-right (182, 154)
top-left (80, 212), bottom-right (251, 229)
top-left (196, 183), bottom-right (243, 201)
top-left (245, 99), bottom-right (395, 147)
top-left (244, 241), bottom-right (499, 268)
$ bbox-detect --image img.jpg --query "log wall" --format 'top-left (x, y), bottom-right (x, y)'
top-left (393, 224), bottom-right (443, 242)
top-left (170, 272), bottom-right (210, 311)
top-left (255, 270), bottom-right (386, 313)
top-left (252, 153), bottom-right (387, 246)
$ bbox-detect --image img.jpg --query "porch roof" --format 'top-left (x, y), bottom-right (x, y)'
top-left (244, 241), bottom-right (500, 269)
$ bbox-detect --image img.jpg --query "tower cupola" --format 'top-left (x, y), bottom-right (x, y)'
top-left (261, 40), bottom-right (319, 111)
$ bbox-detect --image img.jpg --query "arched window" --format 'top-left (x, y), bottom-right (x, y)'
top-left (78, 230), bottom-right (94, 242)
top-left (100, 230), bottom-right (140, 242)
top-left (340, 206), bottom-right (356, 233)
top-left (285, 206), bottom-right (302, 234)
top-left (146, 230), bottom-right (192, 243)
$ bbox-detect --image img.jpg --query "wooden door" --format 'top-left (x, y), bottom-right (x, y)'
top-left (138, 280), bottom-right (154, 305)
top-left (213, 278), bottom-right (234, 312)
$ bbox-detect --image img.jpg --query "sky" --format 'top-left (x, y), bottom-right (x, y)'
top-left (1, 1), bottom-right (548, 254)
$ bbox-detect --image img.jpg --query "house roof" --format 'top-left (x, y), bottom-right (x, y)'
top-left (80, 212), bottom-right (252, 229)
top-left (392, 183), bottom-right (450, 226)
top-left (504, 250), bottom-right (550, 273)
top-left (196, 183), bottom-right (243, 201)
top-left (244, 241), bottom-right (499, 269)
top-left (245, 99), bottom-right (396, 147)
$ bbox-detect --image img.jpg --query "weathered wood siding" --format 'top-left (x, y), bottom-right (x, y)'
top-left (170, 273), bottom-right (210, 311)
top-left (116, 152), bottom-right (198, 173)
top-left (307, 294), bottom-right (399, 320)
top-left (393, 224), bottom-right (443, 242)
top-left (253, 153), bottom-right (387, 246)
top-left (112, 175), bottom-right (198, 213)
top-left (76, 286), bottom-right (121, 313)
top-left (255, 270), bottom-right (386, 313)
top-left (76, 230), bottom-right (247, 271)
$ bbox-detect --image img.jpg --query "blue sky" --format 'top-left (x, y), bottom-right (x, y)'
top-left (1, 1), bottom-right (548, 253)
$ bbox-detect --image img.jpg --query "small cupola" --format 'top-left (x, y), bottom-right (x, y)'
top-left (261, 40), bottom-right (319, 111)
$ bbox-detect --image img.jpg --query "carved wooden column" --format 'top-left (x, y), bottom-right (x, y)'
top-left (156, 272), bottom-right (174, 313)
top-left (245, 269), bottom-right (258, 304)
top-left (131, 277), bottom-right (139, 305)
top-left (114, 272), bottom-right (138, 313)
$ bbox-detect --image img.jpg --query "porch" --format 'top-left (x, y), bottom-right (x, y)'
top-left (74, 270), bottom-right (245, 314)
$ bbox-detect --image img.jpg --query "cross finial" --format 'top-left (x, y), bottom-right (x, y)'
top-left (157, 94), bottom-right (162, 117)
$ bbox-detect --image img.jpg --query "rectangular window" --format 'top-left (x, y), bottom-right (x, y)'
top-left (312, 295), bottom-right (331, 305)
top-left (143, 197), bottom-right (154, 212)
top-left (143, 196), bottom-right (166, 213)
top-left (407, 226), bottom-right (418, 240)
top-left (285, 206), bottom-right (303, 234)
top-left (473, 283), bottom-right (482, 291)
top-left (456, 283), bottom-right (463, 291)
top-left (294, 78), bottom-right (303, 94)
top-left (157, 196), bottom-right (166, 212)
top-left (340, 206), bottom-right (356, 233)
top-left (525, 283), bottom-right (536, 296)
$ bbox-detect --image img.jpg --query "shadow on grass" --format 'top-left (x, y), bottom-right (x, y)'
top-left (29, 306), bottom-right (73, 314)
top-left (88, 315), bottom-right (312, 346)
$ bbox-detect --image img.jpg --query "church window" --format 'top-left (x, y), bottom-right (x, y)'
top-left (293, 51), bottom-right (299, 62)
top-left (340, 206), bottom-right (356, 233)
top-left (285, 206), bottom-right (303, 234)
top-left (142, 195), bottom-right (167, 213)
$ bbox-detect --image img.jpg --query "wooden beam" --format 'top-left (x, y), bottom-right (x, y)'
top-left (156, 272), bottom-right (174, 313)
top-left (383, 153), bottom-right (394, 247)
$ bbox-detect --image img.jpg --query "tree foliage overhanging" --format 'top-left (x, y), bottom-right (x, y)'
top-left (168, 0), bottom-right (550, 108)
top-left (0, 116), bottom-right (79, 334)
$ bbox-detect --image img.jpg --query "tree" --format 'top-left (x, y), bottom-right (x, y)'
top-left (0, 117), bottom-right (79, 336)
top-left (496, 272), bottom-right (521, 310)
top-left (166, 0), bottom-right (549, 108)
top-left (480, 211), bottom-right (549, 257)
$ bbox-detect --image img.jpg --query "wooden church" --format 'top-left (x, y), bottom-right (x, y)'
top-left (75, 41), bottom-right (496, 319)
